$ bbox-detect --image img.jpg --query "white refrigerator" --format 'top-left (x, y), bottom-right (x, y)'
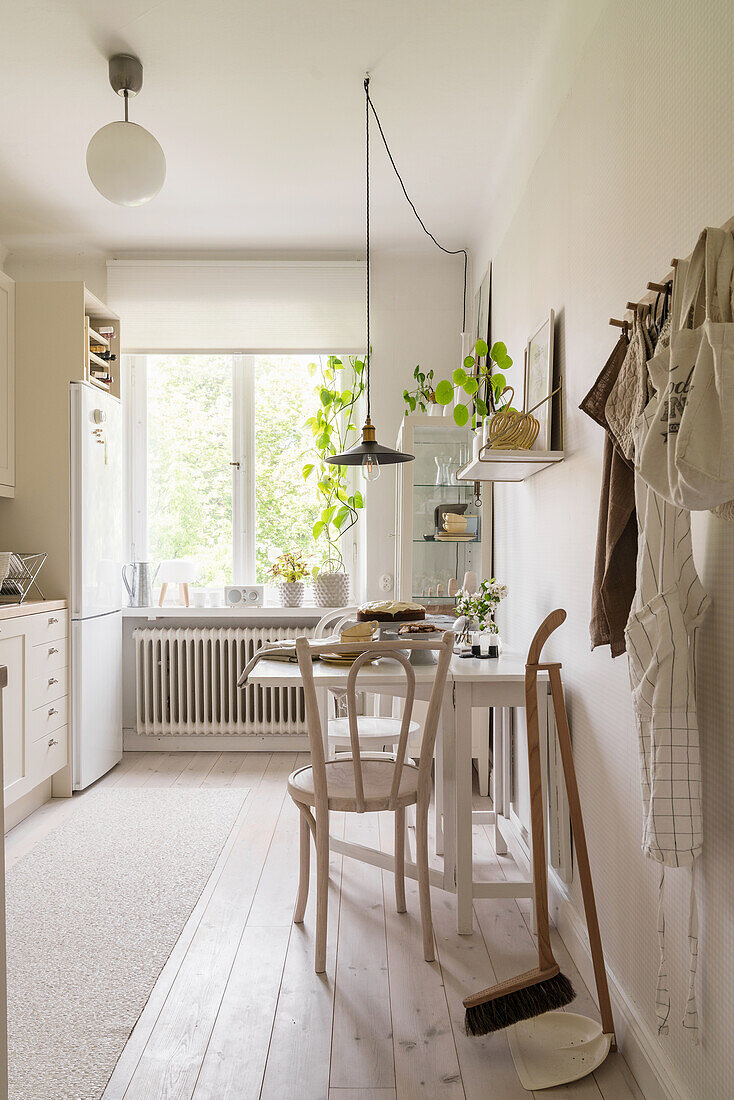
top-left (70, 382), bottom-right (123, 790)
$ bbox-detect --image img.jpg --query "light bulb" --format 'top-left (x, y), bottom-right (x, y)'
top-left (361, 453), bottom-right (381, 481)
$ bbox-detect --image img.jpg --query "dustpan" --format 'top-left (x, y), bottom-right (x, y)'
top-left (508, 1010), bottom-right (613, 1090)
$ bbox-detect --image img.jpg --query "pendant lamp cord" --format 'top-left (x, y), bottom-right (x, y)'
top-left (365, 77), bottom-right (371, 420)
top-left (364, 77), bottom-right (469, 340)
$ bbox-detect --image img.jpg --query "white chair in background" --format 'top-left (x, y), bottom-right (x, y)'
top-left (313, 606), bottom-right (421, 756)
top-left (290, 633), bottom-right (453, 971)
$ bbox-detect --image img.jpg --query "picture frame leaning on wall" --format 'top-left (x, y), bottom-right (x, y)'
top-left (524, 309), bottom-right (555, 450)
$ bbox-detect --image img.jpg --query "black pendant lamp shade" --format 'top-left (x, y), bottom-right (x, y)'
top-left (330, 418), bottom-right (414, 466)
top-left (328, 77), bottom-right (414, 474)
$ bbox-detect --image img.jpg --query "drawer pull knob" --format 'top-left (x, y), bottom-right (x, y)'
top-left (48, 617), bottom-right (59, 624)
top-left (48, 647), bottom-right (59, 655)
top-left (48, 677), bottom-right (58, 686)
top-left (48, 707), bottom-right (58, 716)
top-left (48, 738), bottom-right (58, 747)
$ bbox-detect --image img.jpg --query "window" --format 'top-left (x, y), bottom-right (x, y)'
top-left (127, 354), bottom-right (336, 586)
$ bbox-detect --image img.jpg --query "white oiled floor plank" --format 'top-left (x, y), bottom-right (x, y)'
top-left (191, 925), bottom-right (290, 1099)
top-left (329, 1091), bottom-right (398, 1099)
top-left (260, 811), bottom-right (346, 1100)
top-left (142, 750), bottom-right (197, 788)
top-left (330, 811), bottom-right (395, 1092)
top-left (201, 751), bottom-right (252, 787)
top-left (112, 751), bottom-right (168, 787)
top-left (377, 812), bottom-right (463, 1099)
top-left (173, 752), bottom-right (221, 788)
top-left (114, 753), bottom-right (296, 1100)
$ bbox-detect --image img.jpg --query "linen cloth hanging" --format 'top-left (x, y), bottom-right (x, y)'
top-left (637, 227), bottom-right (734, 511)
top-left (625, 286), bottom-right (709, 1040)
top-left (580, 332), bottom-right (637, 656)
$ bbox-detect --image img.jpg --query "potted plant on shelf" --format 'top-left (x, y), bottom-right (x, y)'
top-left (402, 365), bottom-right (441, 414)
top-left (269, 550), bottom-right (311, 607)
top-left (303, 355), bottom-right (365, 607)
top-left (403, 339), bottom-right (516, 443)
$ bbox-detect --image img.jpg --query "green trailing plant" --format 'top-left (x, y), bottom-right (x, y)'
top-left (303, 355), bottom-right (366, 574)
top-left (403, 339), bottom-right (516, 429)
top-left (268, 550), bottom-right (311, 583)
top-left (402, 365), bottom-right (437, 412)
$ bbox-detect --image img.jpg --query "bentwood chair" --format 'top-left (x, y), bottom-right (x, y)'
top-left (313, 606), bottom-right (421, 755)
top-left (289, 632), bottom-right (453, 972)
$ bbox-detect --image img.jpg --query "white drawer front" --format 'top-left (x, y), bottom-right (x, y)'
top-left (30, 666), bottom-right (68, 710)
top-left (26, 609), bottom-right (68, 647)
top-left (30, 695), bottom-right (68, 743)
top-left (28, 725), bottom-right (68, 784)
top-left (30, 636), bottom-right (68, 677)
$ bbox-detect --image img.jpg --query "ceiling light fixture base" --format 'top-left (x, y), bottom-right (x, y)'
top-left (109, 54), bottom-right (143, 97)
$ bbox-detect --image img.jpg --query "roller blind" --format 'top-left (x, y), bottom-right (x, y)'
top-left (106, 260), bottom-right (366, 353)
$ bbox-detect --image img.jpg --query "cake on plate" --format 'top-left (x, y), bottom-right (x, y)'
top-left (357, 600), bottom-right (425, 622)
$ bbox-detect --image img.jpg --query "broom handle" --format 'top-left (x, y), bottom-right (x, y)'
top-left (525, 667), bottom-right (556, 972)
top-left (548, 666), bottom-right (616, 1043)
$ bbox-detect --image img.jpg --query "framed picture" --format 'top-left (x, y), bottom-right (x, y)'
top-left (524, 310), bottom-right (555, 450)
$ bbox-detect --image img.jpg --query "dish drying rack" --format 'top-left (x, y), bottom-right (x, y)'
top-left (0, 553), bottom-right (48, 605)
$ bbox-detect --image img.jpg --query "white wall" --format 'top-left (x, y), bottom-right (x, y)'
top-left (471, 3), bottom-right (734, 1097)
top-left (361, 250), bottom-right (464, 600)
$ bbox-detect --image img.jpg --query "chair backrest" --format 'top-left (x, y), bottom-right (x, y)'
top-left (295, 632), bottom-right (454, 813)
top-left (313, 606), bottom-right (360, 639)
top-left (526, 608), bottom-right (566, 669)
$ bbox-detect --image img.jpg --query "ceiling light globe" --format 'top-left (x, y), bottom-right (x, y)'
top-left (86, 121), bottom-right (166, 206)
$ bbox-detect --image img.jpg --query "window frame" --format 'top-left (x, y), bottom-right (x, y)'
top-left (123, 352), bottom-right (359, 589)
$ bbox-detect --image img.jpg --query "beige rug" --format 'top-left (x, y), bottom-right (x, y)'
top-left (5, 787), bottom-right (248, 1100)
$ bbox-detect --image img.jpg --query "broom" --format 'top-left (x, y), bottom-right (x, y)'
top-left (464, 609), bottom-right (575, 1035)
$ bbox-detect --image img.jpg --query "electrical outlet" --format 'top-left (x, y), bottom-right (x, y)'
top-left (379, 573), bottom-right (393, 592)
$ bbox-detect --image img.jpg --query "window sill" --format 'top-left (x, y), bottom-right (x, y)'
top-left (122, 605), bottom-right (334, 621)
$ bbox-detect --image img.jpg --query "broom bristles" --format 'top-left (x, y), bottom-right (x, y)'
top-left (465, 971), bottom-right (575, 1036)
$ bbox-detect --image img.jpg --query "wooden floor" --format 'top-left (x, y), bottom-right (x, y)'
top-left (5, 751), bottom-right (645, 1100)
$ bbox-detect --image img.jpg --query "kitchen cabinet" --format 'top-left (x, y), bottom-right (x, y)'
top-left (0, 271), bottom-right (14, 497)
top-left (0, 602), bottom-right (68, 825)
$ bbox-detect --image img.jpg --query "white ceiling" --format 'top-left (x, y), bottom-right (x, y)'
top-left (0, 0), bottom-right (561, 257)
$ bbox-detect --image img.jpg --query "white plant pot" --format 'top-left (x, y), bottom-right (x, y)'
top-left (472, 431), bottom-right (482, 461)
top-left (428, 403), bottom-right (442, 417)
top-left (278, 581), bottom-right (305, 607)
top-left (313, 571), bottom-right (350, 608)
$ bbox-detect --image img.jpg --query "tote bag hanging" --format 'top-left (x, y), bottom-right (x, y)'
top-left (637, 227), bottom-right (734, 510)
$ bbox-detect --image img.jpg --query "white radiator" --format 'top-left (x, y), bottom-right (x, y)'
top-left (133, 625), bottom-right (314, 736)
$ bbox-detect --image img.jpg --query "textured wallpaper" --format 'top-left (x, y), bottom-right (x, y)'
top-left (474, 2), bottom-right (734, 1097)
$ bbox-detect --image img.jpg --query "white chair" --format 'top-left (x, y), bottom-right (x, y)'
top-left (289, 632), bottom-right (453, 972)
top-left (313, 606), bottom-right (421, 755)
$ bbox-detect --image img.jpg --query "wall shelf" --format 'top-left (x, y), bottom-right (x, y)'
top-left (456, 449), bottom-right (564, 483)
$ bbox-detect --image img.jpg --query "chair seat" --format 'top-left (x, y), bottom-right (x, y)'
top-left (327, 715), bottom-right (420, 745)
top-left (288, 756), bottom-right (420, 812)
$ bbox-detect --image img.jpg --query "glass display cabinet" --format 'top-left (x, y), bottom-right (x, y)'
top-left (395, 416), bottom-right (491, 608)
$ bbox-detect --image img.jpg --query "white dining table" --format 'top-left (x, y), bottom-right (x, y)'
top-left (247, 651), bottom-right (550, 934)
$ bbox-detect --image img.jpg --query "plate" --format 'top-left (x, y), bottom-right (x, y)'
top-left (319, 653), bottom-right (379, 667)
top-left (436, 533), bottom-right (476, 542)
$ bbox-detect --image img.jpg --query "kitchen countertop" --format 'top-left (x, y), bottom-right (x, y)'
top-left (0, 599), bottom-right (68, 621)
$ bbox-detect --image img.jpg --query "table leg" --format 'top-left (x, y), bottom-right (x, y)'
top-left (440, 684), bottom-right (456, 890)
top-left (434, 729), bottom-right (444, 856)
top-left (455, 683), bottom-right (474, 934)
top-left (492, 708), bottom-right (508, 855)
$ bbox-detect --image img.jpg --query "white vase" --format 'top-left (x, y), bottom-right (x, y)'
top-left (472, 431), bottom-right (482, 461)
top-left (313, 571), bottom-right (350, 608)
top-left (428, 403), bottom-right (442, 417)
top-left (278, 581), bottom-right (304, 607)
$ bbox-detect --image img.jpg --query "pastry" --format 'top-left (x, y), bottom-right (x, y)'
top-left (398, 622), bottom-right (440, 635)
top-left (357, 600), bottom-right (426, 622)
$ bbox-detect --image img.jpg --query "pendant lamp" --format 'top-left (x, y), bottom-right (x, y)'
top-left (328, 77), bottom-right (414, 480)
top-left (87, 54), bottom-right (166, 207)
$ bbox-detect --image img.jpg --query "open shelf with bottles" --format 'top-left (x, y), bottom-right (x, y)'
top-left (84, 288), bottom-right (120, 397)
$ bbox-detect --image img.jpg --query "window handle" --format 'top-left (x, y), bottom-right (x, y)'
top-left (230, 461), bottom-right (241, 469)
